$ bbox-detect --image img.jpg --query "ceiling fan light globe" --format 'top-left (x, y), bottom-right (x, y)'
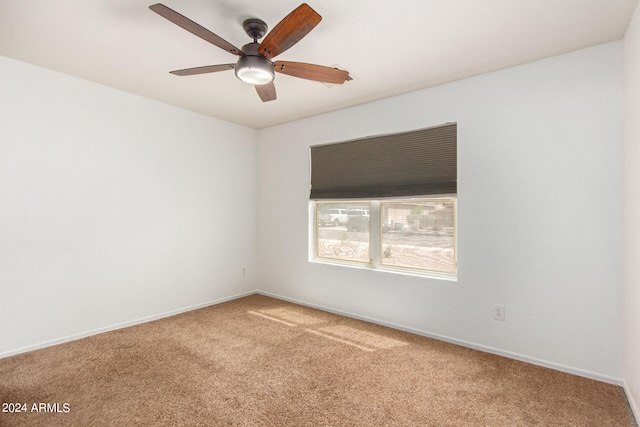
top-left (235, 55), bottom-right (274, 85)
top-left (236, 68), bottom-right (273, 85)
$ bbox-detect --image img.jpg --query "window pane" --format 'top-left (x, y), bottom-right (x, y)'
top-left (316, 203), bottom-right (370, 263)
top-left (380, 200), bottom-right (456, 274)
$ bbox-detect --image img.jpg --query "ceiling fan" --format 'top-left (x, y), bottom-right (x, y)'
top-left (149, 3), bottom-right (350, 102)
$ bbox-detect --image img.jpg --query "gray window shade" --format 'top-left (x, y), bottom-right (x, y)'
top-left (310, 123), bottom-right (457, 199)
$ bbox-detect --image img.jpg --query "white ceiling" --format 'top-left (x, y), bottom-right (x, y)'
top-left (1, 0), bottom-right (637, 129)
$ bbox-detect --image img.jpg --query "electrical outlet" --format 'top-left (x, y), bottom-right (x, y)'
top-left (242, 268), bottom-right (247, 277)
top-left (494, 305), bottom-right (505, 321)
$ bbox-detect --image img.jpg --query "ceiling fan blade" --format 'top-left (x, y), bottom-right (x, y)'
top-left (258, 3), bottom-right (321, 59)
top-left (255, 82), bottom-right (277, 102)
top-left (170, 64), bottom-right (235, 76)
top-left (149, 4), bottom-right (243, 56)
top-left (274, 61), bottom-right (349, 84)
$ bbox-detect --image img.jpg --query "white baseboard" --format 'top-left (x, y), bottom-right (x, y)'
top-left (256, 290), bottom-right (626, 387)
top-left (0, 290), bottom-right (257, 359)
top-left (623, 381), bottom-right (640, 426)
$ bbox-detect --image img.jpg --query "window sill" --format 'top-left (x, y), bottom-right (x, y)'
top-left (309, 258), bottom-right (457, 282)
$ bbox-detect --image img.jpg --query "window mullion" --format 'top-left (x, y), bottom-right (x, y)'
top-left (370, 200), bottom-right (381, 266)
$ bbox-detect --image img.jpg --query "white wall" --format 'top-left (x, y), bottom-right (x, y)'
top-left (0, 56), bottom-right (258, 356)
top-left (624, 2), bottom-right (640, 418)
top-left (257, 42), bottom-right (624, 382)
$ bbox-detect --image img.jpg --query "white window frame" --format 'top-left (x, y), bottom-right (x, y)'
top-left (309, 197), bottom-right (457, 281)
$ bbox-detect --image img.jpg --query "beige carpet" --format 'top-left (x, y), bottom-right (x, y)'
top-left (0, 294), bottom-right (636, 426)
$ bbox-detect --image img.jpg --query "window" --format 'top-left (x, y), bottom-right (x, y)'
top-left (380, 199), bottom-right (456, 274)
top-left (316, 202), bottom-right (370, 263)
top-left (309, 123), bottom-right (457, 278)
top-left (313, 198), bottom-right (456, 276)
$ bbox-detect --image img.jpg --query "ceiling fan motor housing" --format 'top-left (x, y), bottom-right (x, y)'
top-left (235, 42), bottom-right (275, 85)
